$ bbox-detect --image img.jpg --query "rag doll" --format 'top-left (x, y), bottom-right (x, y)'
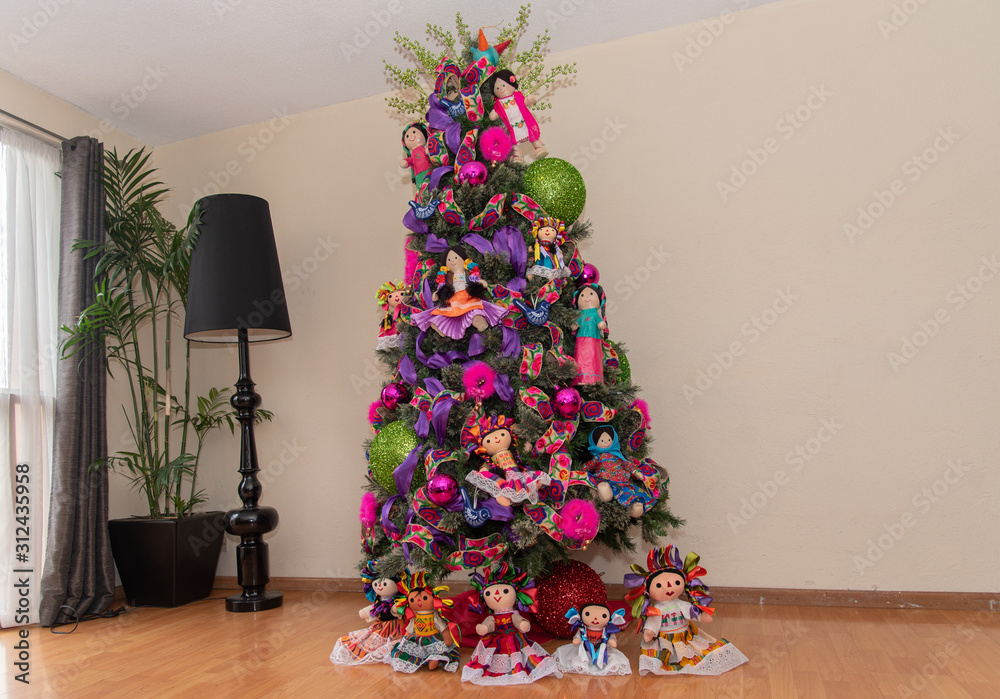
top-left (553, 603), bottom-right (631, 676)
top-left (461, 562), bottom-right (562, 685)
top-left (462, 415), bottom-right (551, 507)
top-left (410, 245), bottom-right (508, 340)
top-left (624, 546), bottom-right (749, 676)
top-left (526, 217), bottom-right (570, 280)
top-left (330, 562), bottom-right (403, 665)
top-left (385, 571), bottom-right (461, 673)
top-left (376, 280), bottom-right (409, 350)
top-left (584, 426), bottom-right (656, 517)
top-left (399, 122), bottom-right (432, 188)
top-left (571, 283), bottom-right (608, 384)
top-left (485, 69), bottom-right (547, 159)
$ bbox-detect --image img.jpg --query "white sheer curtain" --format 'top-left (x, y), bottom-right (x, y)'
top-left (0, 128), bottom-right (61, 627)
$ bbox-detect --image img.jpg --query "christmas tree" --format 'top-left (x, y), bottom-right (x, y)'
top-left (361, 7), bottom-right (681, 589)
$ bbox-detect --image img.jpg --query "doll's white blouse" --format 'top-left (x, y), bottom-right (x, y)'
top-left (643, 599), bottom-right (695, 635)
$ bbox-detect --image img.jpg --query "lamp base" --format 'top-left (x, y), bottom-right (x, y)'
top-left (226, 590), bottom-right (283, 613)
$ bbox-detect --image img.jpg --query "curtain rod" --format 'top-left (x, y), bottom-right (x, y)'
top-left (0, 107), bottom-right (67, 143)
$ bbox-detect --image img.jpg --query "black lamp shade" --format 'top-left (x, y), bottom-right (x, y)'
top-left (184, 194), bottom-right (292, 342)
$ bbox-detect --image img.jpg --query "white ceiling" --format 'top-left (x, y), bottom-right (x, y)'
top-left (1, 0), bottom-right (783, 146)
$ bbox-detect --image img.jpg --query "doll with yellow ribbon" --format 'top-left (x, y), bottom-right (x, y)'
top-left (526, 217), bottom-right (571, 281)
top-left (462, 562), bottom-right (562, 686)
top-left (386, 571), bottom-right (461, 673)
top-left (624, 546), bottom-right (748, 676)
top-left (376, 280), bottom-right (409, 350)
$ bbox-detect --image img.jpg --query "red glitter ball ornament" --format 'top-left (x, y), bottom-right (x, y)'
top-left (533, 560), bottom-right (607, 638)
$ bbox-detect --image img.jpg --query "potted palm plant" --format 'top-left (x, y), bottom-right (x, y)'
top-left (61, 148), bottom-right (271, 607)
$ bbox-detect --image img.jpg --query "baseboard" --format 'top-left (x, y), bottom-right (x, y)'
top-left (209, 578), bottom-right (999, 612)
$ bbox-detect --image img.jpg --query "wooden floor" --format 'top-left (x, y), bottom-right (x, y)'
top-left (2, 589), bottom-right (999, 698)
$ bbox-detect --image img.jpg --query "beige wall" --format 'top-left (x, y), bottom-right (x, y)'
top-left (13, 0), bottom-right (1000, 592)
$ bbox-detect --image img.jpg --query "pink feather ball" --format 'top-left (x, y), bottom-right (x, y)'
top-left (558, 498), bottom-right (600, 543)
top-left (359, 492), bottom-right (378, 527)
top-left (631, 398), bottom-right (651, 427)
top-left (463, 361), bottom-right (496, 401)
top-left (404, 245), bottom-right (419, 287)
top-left (480, 126), bottom-right (513, 163)
top-left (368, 400), bottom-right (383, 424)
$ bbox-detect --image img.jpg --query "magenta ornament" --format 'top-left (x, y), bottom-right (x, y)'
top-left (552, 386), bottom-right (582, 419)
top-left (578, 263), bottom-right (600, 285)
top-left (380, 381), bottom-right (412, 411)
top-left (458, 160), bottom-right (488, 186)
top-left (427, 473), bottom-right (459, 506)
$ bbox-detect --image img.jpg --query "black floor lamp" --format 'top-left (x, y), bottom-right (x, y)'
top-left (184, 193), bottom-right (291, 612)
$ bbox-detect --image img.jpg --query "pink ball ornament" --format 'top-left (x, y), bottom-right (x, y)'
top-left (427, 473), bottom-right (459, 506)
top-left (458, 160), bottom-right (488, 186)
top-left (578, 263), bottom-right (600, 285)
top-left (380, 381), bottom-right (412, 411)
top-left (552, 386), bottom-right (582, 419)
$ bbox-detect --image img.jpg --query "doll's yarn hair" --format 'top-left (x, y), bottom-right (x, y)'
top-left (572, 283), bottom-right (609, 336)
top-left (400, 122), bottom-right (428, 154)
top-left (590, 425), bottom-right (615, 446)
top-left (531, 217), bottom-right (567, 268)
top-left (360, 559), bottom-right (400, 603)
top-left (485, 68), bottom-right (519, 97)
top-left (624, 545), bottom-right (714, 625)
top-left (567, 603), bottom-right (627, 636)
top-left (468, 561), bottom-right (536, 614)
top-left (376, 280), bottom-right (409, 309)
top-left (392, 571), bottom-right (454, 619)
top-left (461, 414), bottom-right (517, 456)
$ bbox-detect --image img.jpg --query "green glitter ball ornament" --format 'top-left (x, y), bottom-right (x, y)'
top-left (522, 158), bottom-right (586, 224)
top-left (368, 420), bottom-right (420, 493)
top-left (618, 354), bottom-right (631, 384)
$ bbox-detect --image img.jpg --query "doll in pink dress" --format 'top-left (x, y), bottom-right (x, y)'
top-left (461, 414), bottom-right (551, 507)
top-left (571, 283), bottom-right (608, 385)
top-left (376, 280), bottom-right (409, 350)
top-left (399, 122), bottom-right (432, 188)
top-left (462, 562), bottom-right (562, 685)
top-left (485, 70), bottom-right (547, 159)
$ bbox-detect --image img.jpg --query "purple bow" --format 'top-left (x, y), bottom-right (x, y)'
top-left (500, 326), bottom-right (521, 358)
top-left (426, 94), bottom-right (462, 153)
top-left (431, 396), bottom-right (457, 446)
top-left (425, 234), bottom-right (450, 253)
top-left (468, 334), bottom-right (485, 356)
top-left (461, 233), bottom-right (494, 256)
top-left (416, 330), bottom-right (468, 369)
top-left (403, 207), bottom-right (429, 234)
top-left (493, 226), bottom-right (528, 292)
top-left (399, 355), bottom-right (417, 385)
top-left (494, 373), bottom-right (515, 405)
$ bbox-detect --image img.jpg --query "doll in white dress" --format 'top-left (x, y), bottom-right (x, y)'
top-left (624, 545), bottom-right (748, 676)
top-left (553, 603), bottom-right (632, 676)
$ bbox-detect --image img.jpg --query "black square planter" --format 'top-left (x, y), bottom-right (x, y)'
top-left (108, 511), bottom-right (226, 607)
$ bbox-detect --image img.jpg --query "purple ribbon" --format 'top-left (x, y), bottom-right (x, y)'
top-left (415, 412), bottom-right (430, 439)
top-left (429, 165), bottom-right (451, 192)
top-left (425, 234), bottom-right (449, 253)
top-left (623, 572), bottom-right (646, 588)
top-left (381, 496), bottom-right (401, 536)
top-left (500, 326), bottom-right (521, 358)
top-left (421, 278), bottom-right (433, 309)
top-left (493, 226), bottom-right (527, 292)
top-left (394, 446), bottom-right (424, 495)
top-left (494, 373), bottom-right (514, 405)
top-left (403, 207), bottom-right (428, 234)
top-left (481, 498), bottom-right (514, 521)
top-left (468, 334), bottom-right (485, 356)
top-left (426, 94), bottom-right (462, 153)
top-left (461, 233), bottom-right (494, 256)
top-left (424, 376), bottom-right (445, 396)
top-left (431, 396), bottom-right (457, 446)
top-left (399, 355), bottom-right (417, 385)
top-left (416, 329), bottom-right (469, 368)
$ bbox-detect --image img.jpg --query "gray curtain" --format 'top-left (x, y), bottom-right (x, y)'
top-left (39, 137), bottom-right (114, 626)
